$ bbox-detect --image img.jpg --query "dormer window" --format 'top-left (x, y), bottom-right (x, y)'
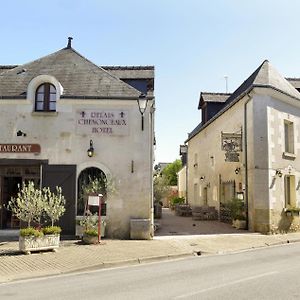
top-left (35, 83), bottom-right (56, 111)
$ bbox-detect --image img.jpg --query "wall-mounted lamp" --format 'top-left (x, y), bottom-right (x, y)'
top-left (235, 167), bottom-right (241, 175)
top-left (275, 169), bottom-right (283, 178)
top-left (17, 130), bottom-right (26, 137)
top-left (87, 140), bottom-right (94, 157)
top-left (137, 93), bottom-right (148, 131)
top-left (200, 176), bottom-right (205, 181)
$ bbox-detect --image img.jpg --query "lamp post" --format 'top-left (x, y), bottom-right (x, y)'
top-left (137, 93), bottom-right (148, 131)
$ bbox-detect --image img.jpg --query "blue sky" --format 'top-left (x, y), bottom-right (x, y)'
top-left (1, 0), bottom-right (300, 163)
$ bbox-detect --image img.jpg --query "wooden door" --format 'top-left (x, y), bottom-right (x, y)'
top-left (42, 165), bottom-right (76, 235)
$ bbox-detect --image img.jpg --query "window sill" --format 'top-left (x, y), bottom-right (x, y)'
top-left (282, 152), bottom-right (296, 160)
top-left (31, 111), bottom-right (58, 117)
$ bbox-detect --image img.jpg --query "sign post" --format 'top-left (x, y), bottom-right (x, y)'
top-left (87, 193), bottom-right (103, 244)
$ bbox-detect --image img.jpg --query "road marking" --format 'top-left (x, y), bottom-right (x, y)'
top-left (174, 271), bottom-right (279, 299)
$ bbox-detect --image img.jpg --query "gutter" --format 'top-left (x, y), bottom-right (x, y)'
top-left (244, 93), bottom-right (252, 230)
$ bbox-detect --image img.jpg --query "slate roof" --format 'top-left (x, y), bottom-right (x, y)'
top-left (0, 47), bottom-right (141, 99)
top-left (286, 78), bottom-right (300, 89)
top-left (0, 65), bottom-right (17, 74)
top-left (198, 92), bottom-right (231, 109)
top-left (187, 60), bottom-right (300, 141)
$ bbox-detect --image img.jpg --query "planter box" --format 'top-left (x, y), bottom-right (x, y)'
top-left (19, 234), bottom-right (60, 254)
top-left (130, 218), bottom-right (152, 240)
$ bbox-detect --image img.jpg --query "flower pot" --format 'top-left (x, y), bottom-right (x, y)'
top-left (19, 234), bottom-right (60, 254)
top-left (82, 233), bottom-right (99, 244)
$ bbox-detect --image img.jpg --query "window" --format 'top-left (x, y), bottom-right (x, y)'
top-left (284, 175), bottom-right (296, 207)
top-left (35, 83), bottom-right (56, 111)
top-left (284, 120), bottom-right (294, 154)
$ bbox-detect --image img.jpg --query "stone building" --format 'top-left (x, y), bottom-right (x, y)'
top-left (182, 60), bottom-right (300, 233)
top-left (0, 39), bottom-right (155, 239)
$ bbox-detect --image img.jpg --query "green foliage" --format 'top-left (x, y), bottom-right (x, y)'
top-left (43, 186), bottom-right (66, 226)
top-left (84, 229), bottom-right (98, 236)
top-left (42, 226), bottom-right (62, 235)
top-left (153, 175), bottom-right (171, 203)
top-left (228, 198), bottom-right (245, 220)
top-left (78, 176), bottom-right (115, 215)
top-left (170, 196), bottom-right (185, 206)
top-left (20, 227), bottom-right (44, 237)
top-left (80, 210), bottom-right (106, 233)
top-left (8, 181), bottom-right (44, 227)
top-left (8, 181), bottom-right (66, 228)
top-left (162, 159), bottom-right (182, 186)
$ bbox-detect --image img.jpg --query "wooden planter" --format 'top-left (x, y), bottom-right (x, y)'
top-left (19, 234), bottom-right (60, 254)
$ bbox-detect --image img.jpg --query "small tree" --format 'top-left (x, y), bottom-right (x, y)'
top-left (8, 181), bottom-right (66, 229)
top-left (162, 159), bottom-right (182, 186)
top-left (153, 175), bottom-right (171, 204)
top-left (8, 181), bottom-right (44, 228)
top-left (43, 186), bottom-right (66, 227)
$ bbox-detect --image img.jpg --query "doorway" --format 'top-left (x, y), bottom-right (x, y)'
top-left (77, 167), bottom-right (107, 216)
top-left (0, 177), bottom-right (22, 229)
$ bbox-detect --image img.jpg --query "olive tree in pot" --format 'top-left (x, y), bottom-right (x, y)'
top-left (8, 181), bottom-right (66, 254)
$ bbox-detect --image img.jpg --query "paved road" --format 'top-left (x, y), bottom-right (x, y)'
top-left (1, 243), bottom-right (300, 299)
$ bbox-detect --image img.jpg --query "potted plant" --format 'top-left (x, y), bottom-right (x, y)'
top-left (8, 181), bottom-right (66, 254)
top-left (80, 210), bottom-right (106, 244)
top-left (76, 176), bottom-right (115, 238)
top-left (229, 198), bottom-right (247, 230)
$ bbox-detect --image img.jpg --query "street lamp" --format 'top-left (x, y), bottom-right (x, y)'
top-left (137, 93), bottom-right (148, 131)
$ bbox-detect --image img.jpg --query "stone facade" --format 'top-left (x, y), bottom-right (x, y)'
top-left (183, 60), bottom-right (300, 234)
top-left (0, 42), bottom-right (155, 239)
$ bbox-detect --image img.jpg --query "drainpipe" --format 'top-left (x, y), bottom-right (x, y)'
top-left (244, 93), bottom-right (252, 230)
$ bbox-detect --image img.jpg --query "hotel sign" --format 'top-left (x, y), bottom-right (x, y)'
top-left (76, 109), bottom-right (129, 136)
top-left (0, 144), bottom-right (41, 153)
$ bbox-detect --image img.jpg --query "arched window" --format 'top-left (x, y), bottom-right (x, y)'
top-left (35, 83), bottom-right (56, 111)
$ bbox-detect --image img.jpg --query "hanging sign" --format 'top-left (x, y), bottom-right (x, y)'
top-left (221, 132), bottom-right (242, 162)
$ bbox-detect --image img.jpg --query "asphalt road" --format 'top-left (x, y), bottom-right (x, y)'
top-left (1, 243), bottom-right (300, 300)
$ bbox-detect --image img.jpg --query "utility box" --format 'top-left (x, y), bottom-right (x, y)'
top-left (130, 218), bottom-right (152, 240)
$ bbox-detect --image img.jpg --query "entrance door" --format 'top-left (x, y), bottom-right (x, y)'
top-left (42, 165), bottom-right (76, 235)
top-left (0, 177), bottom-right (22, 229)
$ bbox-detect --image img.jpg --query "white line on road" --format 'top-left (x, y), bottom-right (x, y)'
top-left (174, 271), bottom-right (279, 299)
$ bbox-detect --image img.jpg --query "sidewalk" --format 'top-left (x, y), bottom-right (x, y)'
top-left (1, 232), bottom-right (300, 283)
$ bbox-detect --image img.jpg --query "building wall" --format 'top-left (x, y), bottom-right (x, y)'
top-left (187, 87), bottom-right (300, 234)
top-left (263, 91), bottom-right (300, 232)
top-left (0, 97), bottom-right (154, 238)
top-left (177, 166), bottom-right (186, 199)
top-left (187, 98), bottom-right (245, 210)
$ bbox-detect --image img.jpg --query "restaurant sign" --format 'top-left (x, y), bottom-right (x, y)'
top-left (0, 144), bottom-right (41, 153)
top-left (76, 110), bottom-right (129, 136)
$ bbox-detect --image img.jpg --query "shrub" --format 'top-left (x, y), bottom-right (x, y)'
top-left (42, 226), bottom-right (62, 235)
top-left (20, 227), bottom-right (43, 237)
top-left (84, 229), bottom-right (98, 236)
top-left (170, 196), bottom-right (185, 206)
top-left (228, 198), bottom-right (245, 220)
